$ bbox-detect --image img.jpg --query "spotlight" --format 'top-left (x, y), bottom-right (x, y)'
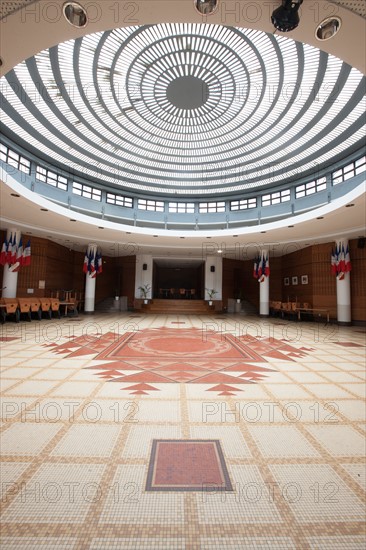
top-left (271, 0), bottom-right (303, 33)
top-left (194, 0), bottom-right (218, 16)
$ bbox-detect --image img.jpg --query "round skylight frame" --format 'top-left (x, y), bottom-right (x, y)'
top-left (0, 23), bottom-right (364, 196)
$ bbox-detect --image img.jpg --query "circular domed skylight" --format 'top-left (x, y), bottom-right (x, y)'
top-left (0, 23), bottom-right (364, 195)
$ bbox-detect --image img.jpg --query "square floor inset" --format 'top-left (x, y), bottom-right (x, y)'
top-left (146, 439), bottom-right (233, 491)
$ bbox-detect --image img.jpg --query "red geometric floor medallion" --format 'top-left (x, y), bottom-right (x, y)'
top-left (45, 327), bottom-right (315, 396)
top-left (146, 440), bottom-right (233, 491)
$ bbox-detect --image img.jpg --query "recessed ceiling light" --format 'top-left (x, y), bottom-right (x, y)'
top-left (217, 249), bottom-right (223, 254)
top-left (261, 231), bottom-right (266, 233)
top-left (70, 219), bottom-right (76, 222)
top-left (316, 17), bottom-right (341, 41)
top-left (63, 2), bottom-right (88, 28)
top-left (98, 226), bottom-right (104, 229)
top-left (40, 208), bottom-right (48, 211)
top-left (316, 216), bottom-right (324, 220)
top-left (288, 225), bottom-right (294, 228)
top-left (194, 0), bottom-right (218, 16)
top-left (345, 204), bottom-right (354, 207)
top-left (10, 193), bottom-right (20, 197)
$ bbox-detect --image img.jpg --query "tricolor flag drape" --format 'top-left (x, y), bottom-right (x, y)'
top-left (253, 252), bottom-right (270, 282)
top-left (83, 247), bottom-right (103, 278)
top-left (0, 234), bottom-right (31, 270)
top-left (331, 242), bottom-right (351, 280)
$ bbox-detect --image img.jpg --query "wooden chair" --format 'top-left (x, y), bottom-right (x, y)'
top-left (50, 298), bottom-right (60, 318)
top-left (17, 298), bottom-right (32, 322)
top-left (1, 298), bottom-right (20, 323)
top-left (39, 298), bottom-right (52, 319)
top-left (29, 298), bottom-right (42, 320)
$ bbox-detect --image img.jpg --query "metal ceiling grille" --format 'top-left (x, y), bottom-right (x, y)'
top-left (0, 23), bottom-right (365, 195)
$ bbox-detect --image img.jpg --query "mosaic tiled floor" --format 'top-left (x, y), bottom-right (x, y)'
top-left (46, 327), bottom-right (315, 396)
top-left (0, 313), bottom-right (365, 549)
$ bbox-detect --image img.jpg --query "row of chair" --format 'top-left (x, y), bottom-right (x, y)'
top-left (269, 301), bottom-right (311, 318)
top-left (0, 297), bottom-right (78, 323)
top-left (158, 288), bottom-right (196, 299)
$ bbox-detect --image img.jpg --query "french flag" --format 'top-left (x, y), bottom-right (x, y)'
top-left (96, 249), bottom-right (103, 274)
top-left (10, 234), bottom-right (17, 265)
top-left (89, 250), bottom-right (96, 277)
top-left (0, 238), bottom-right (7, 266)
top-left (6, 233), bottom-right (13, 264)
top-left (83, 250), bottom-right (88, 274)
top-left (10, 238), bottom-right (23, 272)
top-left (344, 245), bottom-right (352, 272)
top-left (22, 240), bottom-right (31, 266)
top-left (339, 244), bottom-right (346, 272)
top-left (264, 254), bottom-right (270, 277)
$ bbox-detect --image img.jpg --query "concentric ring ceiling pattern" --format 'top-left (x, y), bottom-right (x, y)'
top-left (0, 23), bottom-right (365, 195)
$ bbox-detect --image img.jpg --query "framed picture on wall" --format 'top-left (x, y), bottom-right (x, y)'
top-left (301, 275), bottom-right (308, 285)
top-left (292, 276), bottom-right (298, 285)
top-left (284, 277), bottom-right (290, 286)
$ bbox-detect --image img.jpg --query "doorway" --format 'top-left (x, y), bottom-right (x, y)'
top-left (153, 259), bottom-right (204, 299)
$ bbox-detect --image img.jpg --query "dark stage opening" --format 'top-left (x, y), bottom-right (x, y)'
top-left (153, 259), bottom-right (204, 300)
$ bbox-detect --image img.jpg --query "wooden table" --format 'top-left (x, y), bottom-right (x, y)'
top-left (59, 301), bottom-right (77, 316)
top-left (296, 308), bottom-right (330, 323)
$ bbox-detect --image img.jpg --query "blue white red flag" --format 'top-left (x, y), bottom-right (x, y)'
top-left (6, 233), bottom-right (13, 264)
top-left (9, 238), bottom-right (23, 272)
top-left (83, 250), bottom-right (88, 274)
top-left (345, 245), bottom-right (352, 272)
top-left (22, 240), bottom-right (31, 266)
top-left (0, 238), bottom-right (7, 266)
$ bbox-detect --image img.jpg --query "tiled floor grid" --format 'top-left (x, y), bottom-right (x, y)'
top-left (0, 313), bottom-right (365, 549)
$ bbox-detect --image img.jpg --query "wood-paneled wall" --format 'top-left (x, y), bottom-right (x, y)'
top-left (16, 235), bottom-right (48, 297)
top-left (115, 255), bottom-right (136, 309)
top-left (222, 258), bottom-right (247, 305)
top-left (0, 232), bottom-right (365, 321)
top-left (281, 245), bottom-right (314, 306)
top-left (349, 238), bottom-right (366, 322)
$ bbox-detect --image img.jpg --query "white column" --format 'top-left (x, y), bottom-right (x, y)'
top-left (259, 249), bottom-right (269, 316)
top-left (204, 255), bottom-right (223, 300)
top-left (134, 254), bottom-right (153, 299)
top-left (2, 228), bottom-right (21, 298)
top-left (84, 244), bottom-right (97, 313)
top-left (336, 239), bottom-right (351, 325)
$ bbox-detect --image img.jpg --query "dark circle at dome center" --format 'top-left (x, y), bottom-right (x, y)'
top-left (166, 76), bottom-right (209, 109)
